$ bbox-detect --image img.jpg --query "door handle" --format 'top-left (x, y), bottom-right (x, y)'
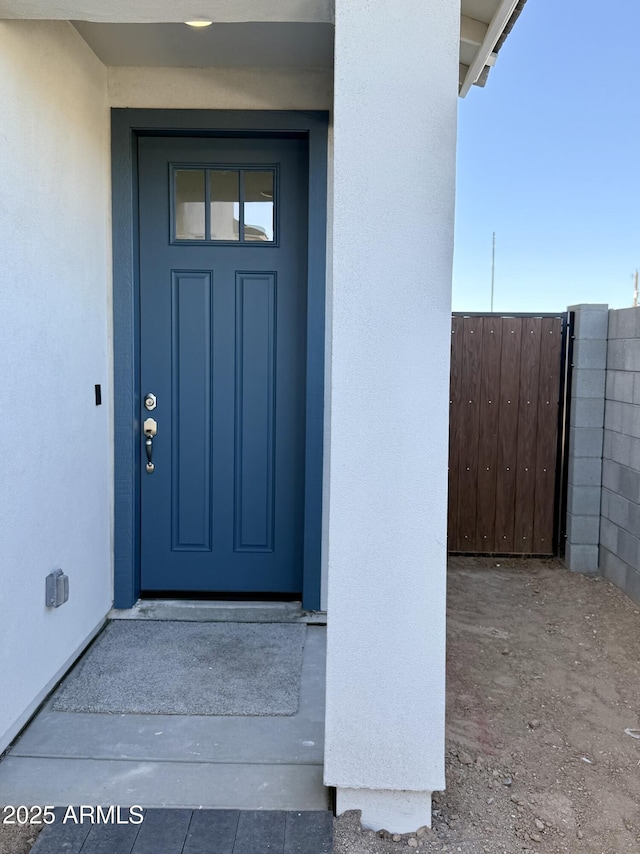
top-left (143, 417), bottom-right (158, 473)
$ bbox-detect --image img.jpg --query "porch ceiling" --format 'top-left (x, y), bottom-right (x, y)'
top-left (0, 0), bottom-right (526, 95)
top-left (0, 0), bottom-right (333, 24)
top-left (72, 21), bottom-right (334, 70)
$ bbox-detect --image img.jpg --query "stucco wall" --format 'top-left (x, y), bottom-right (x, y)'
top-left (325, 0), bottom-right (458, 831)
top-left (0, 20), bottom-right (112, 753)
top-left (108, 66), bottom-right (332, 110)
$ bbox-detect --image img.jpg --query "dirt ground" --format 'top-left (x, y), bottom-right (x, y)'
top-left (0, 820), bottom-right (40, 854)
top-left (335, 557), bottom-right (640, 854)
top-left (3, 557), bottom-right (640, 853)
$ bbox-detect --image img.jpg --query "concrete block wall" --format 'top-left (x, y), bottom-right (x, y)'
top-left (564, 305), bottom-right (608, 572)
top-left (599, 307), bottom-right (640, 601)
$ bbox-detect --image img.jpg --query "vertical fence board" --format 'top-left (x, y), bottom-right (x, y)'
top-left (455, 317), bottom-right (484, 550)
top-left (532, 316), bottom-right (563, 552)
top-left (493, 317), bottom-right (522, 552)
top-left (513, 318), bottom-right (542, 551)
top-left (474, 318), bottom-right (502, 550)
top-left (448, 317), bottom-right (463, 551)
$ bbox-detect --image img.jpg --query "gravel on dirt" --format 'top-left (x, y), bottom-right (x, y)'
top-left (334, 557), bottom-right (640, 854)
top-left (0, 820), bottom-right (40, 854)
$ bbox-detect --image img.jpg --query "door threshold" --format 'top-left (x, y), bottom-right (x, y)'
top-left (108, 599), bottom-right (326, 624)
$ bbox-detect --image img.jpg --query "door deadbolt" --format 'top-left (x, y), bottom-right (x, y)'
top-left (144, 393), bottom-right (157, 411)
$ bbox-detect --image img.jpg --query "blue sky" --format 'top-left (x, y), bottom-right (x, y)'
top-left (453, 0), bottom-right (640, 313)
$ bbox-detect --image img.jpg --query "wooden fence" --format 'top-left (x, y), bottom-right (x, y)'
top-left (448, 314), bottom-right (567, 555)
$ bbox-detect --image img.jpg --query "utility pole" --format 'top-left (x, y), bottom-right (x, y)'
top-left (634, 270), bottom-right (638, 308)
top-left (490, 232), bottom-right (496, 312)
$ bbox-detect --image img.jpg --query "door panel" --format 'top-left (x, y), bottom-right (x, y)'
top-left (171, 270), bottom-right (212, 553)
top-left (138, 136), bottom-right (308, 594)
top-left (234, 273), bottom-right (277, 553)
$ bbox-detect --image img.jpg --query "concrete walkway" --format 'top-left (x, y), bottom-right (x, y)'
top-left (31, 808), bottom-right (333, 854)
top-left (0, 622), bottom-right (328, 811)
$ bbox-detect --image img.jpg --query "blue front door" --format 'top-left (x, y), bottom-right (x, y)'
top-left (138, 136), bottom-right (308, 595)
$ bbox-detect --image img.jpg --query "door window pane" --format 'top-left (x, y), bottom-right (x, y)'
top-left (173, 167), bottom-right (276, 244)
top-left (244, 171), bottom-right (274, 242)
top-left (175, 170), bottom-right (205, 240)
top-left (210, 170), bottom-right (240, 241)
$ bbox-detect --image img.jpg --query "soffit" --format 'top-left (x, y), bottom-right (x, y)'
top-left (0, 0), bottom-right (333, 23)
top-left (72, 21), bottom-right (334, 70)
top-left (462, 0), bottom-right (505, 25)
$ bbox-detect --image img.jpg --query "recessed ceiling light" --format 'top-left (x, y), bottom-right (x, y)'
top-left (185, 19), bottom-right (212, 28)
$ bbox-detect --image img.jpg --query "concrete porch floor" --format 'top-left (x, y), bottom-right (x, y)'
top-left (0, 616), bottom-right (328, 811)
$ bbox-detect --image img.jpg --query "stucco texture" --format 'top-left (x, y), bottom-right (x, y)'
top-left (324, 0), bottom-right (459, 799)
top-left (0, 21), bottom-right (112, 752)
top-left (0, 0), bottom-right (334, 24)
top-left (108, 66), bottom-right (332, 110)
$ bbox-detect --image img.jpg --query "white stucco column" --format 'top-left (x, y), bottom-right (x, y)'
top-left (324, 0), bottom-right (459, 834)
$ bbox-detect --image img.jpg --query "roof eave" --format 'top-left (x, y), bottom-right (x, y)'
top-left (459, 0), bottom-right (527, 97)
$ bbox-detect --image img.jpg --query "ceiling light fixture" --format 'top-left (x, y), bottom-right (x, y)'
top-left (185, 19), bottom-right (212, 27)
